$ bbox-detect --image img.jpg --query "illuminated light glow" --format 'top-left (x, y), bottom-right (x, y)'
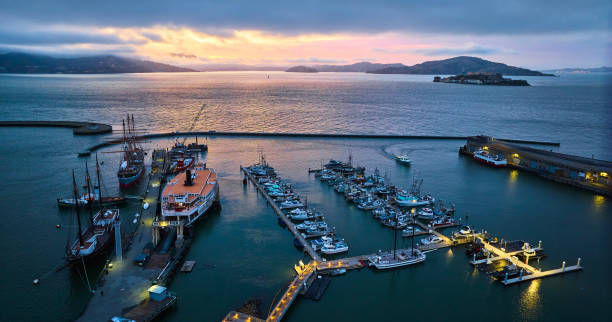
top-left (600, 172), bottom-right (608, 177)
top-left (512, 153), bottom-right (519, 158)
top-left (483, 146), bottom-right (489, 150)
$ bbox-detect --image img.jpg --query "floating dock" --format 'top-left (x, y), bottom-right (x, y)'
top-left (461, 135), bottom-right (611, 196)
top-left (474, 239), bottom-right (582, 285)
top-left (241, 166), bottom-right (321, 261)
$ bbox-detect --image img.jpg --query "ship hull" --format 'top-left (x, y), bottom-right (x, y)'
top-left (162, 182), bottom-right (219, 227)
top-left (118, 166), bottom-right (144, 188)
top-left (66, 231), bottom-right (115, 265)
top-left (473, 154), bottom-right (507, 167)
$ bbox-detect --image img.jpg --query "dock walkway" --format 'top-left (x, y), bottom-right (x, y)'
top-left (241, 166), bottom-right (321, 261)
top-left (476, 239), bottom-right (582, 285)
top-left (77, 149), bottom-right (167, 322)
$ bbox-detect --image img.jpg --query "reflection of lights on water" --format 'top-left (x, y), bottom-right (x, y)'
top-left (519, 279), bottom-right (541, 318)
top-left (509, 170), bottom-right (518, 184)
top-left (593, 195), bottom-right (605, 208)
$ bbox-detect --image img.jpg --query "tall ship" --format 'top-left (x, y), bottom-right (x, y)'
top-left (66, 158), bottom-right (120, 264)
top-left (117, 115), bottom-right (145, 188)
top-left (473, 148), bottom-right (507, 167)
top-left (161, 163), bottom-right (219, 227)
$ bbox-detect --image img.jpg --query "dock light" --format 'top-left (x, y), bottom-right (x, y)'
top-left (512, 153), bottom-right (519, 158)
top-left (108, 263), bottom-right (114, 269)
top-left (482, 146), bottom-right (489, 150)
top-left (601, 172), bottom-right (608, 177)
top-left (233, 313), bottom-right (239, 319)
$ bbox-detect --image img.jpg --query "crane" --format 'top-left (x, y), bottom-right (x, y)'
top-left (177, 103), bottom-right (206, 146)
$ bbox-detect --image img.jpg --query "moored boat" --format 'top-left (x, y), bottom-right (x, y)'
top-left (161, 163), bottom-right (219, 227)
top-left (473, 148), bottom-right (507, 167)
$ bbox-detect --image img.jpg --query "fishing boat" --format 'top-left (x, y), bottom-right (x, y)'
top-left (401, 226), bottom-right (423, 237)
top-left (161, 163), bottom-right (219, 227)
top-left (368, 208), bottom-right (426, 269)
top-left (357, 197), bottom-right (382, 210)
top-left (420, 234), bottom-right (444, 245)
top-left (395, 191), bottom-right (434, 207)
top-left (431, 216), bottom-right (457, 228)
top-left (395, 153), bottom-right (411, 165)
top-left (117, 115), bottom-right (145, 188)
top-left (473, 148), bottom-right (507, 167)
top-left (66, 167), bottom-right (120, 265)
top-left (417, 207), bottom-right (435, 220)
top-left (295, 221), bottom-right (328, 231)
top-left (302, 226), bottom-right (331, 238)
top-left (279, 199), bottom-right (304, 209)
top-left (321, 241), bottom-right (349, 254)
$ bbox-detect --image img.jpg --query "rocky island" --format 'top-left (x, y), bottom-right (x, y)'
top-left (285, 65), bottom-right (318, 73)
top-left (433, 73), bottom-right (530, 86)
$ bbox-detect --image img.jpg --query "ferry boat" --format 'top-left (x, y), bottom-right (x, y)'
top-left (473, 148), bottom-right (507, 167)
top-left (161, 163), bottom-right (219, 227)
top-left (368, 249), bottom-right (426, 269)
top-left (117, 116), bottom-right (145, 188)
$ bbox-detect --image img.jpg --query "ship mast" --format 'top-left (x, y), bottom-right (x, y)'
top-left (72, 170), bottom-right (84, 248)
top-left (85, 161), bottom-right (94, 227)
top-left (96, 153), bottom-right (103, 208)
top-left (393, 210), bottom-right (398, 259)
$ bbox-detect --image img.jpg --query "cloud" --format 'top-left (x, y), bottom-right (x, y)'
top-left (0, 1), bottom-right (609, 36)
top-left (170, 52), bottom-right (198, 59)
top-left (414, 44), bottom-right (509, 56)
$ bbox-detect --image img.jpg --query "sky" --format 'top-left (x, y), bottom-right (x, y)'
top-left (0, 0), bottom-right (610, 69)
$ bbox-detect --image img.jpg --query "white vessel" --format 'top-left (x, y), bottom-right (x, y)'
top-left (161, 163), bottom-right (219, 227)
top-left (395, 154), bottom-right (411, 165)
top-left (420, 235), bottom-right (444, 245)
top-left (473, 149), bottom-right (507, 167)
top-left (321, 241), bottom-right (349, 254)
top-left (368, 249), bottom-right (426, 269)
top-left (417, 207), bottom-right (435, 220)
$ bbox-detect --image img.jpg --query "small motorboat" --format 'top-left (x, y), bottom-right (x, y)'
top-left (395, 154), bottom-right (411, 165)
top-left (321, 241), bottom-right (349, 254)
top-left (455, 225), bottom-right (474, 236)
top-left (401, 226), bottom-right (423, 237)
top-left (296, 221), bottom-right (328, 231)
top-left (417, 208), bottom-right (435, 220)
top-left (420, 235), bottom-right (444, 245)
top-left (279, 199), bottom-right (304, 209)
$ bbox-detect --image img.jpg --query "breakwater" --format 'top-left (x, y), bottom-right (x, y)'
top-left (0, 121), bottom-right (112, 135)
top-left (78, 131), bottom-right (560, 156)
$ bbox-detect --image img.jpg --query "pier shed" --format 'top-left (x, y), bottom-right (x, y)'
top-left (461, 136), bottom-right (612, 196)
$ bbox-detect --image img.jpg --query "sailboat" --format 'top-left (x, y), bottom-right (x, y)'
top-left (117, 115), bottom-right (145, 188)
top-left (368, 210), bottom-right (426, 269)
top-left (66, 157), bottom-right (120, 264)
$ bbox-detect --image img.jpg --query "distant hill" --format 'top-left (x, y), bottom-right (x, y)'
top-left (285, 66), bottom-right (318, 73)
top-left (367, 56), bottom-right (552, 76)
top-left (314, 62), bottom-right (406, 72)
top-left (543, 67), bottom-right (612, 74)
top-left (0, 52), bottom-right (196, 74)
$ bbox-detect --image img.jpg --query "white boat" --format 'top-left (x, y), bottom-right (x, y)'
top-left (279, 199), bottom-right (304, 209)
top-left (321, 241), bottom-right (349, 254)
top-left (296, 221), bottom-right (328, 231)
top-left (456, 225), bottom-right (473, 236)
top-left (417, 207), bottom-right (435, 220)
top-left (395, 154), bottom-right (411, 165)
top-left (522, 243), bottom-right (536, 257)
top-left (368, 249), bottom-right (426, 269)
top-left (401, 226), bottom-right (423, 237)
top-left (473, 149), bottom-right (507, 167)
top-left (420, 235), bottom-right (444, 245)
top-left (161, 164), bottom-right (219, 227)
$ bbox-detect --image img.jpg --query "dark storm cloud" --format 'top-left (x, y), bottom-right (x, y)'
top-left (0, 29), bottom-right (144, 46)
top-left (0, 0), bottom-right (609, 35)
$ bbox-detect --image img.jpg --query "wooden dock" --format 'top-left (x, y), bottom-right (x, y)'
top-left (241, 166), bottom-right (321, 261)
top-left (266, 263), bottom-right (316, 321)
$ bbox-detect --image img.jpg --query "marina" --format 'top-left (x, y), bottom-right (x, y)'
top-left (0, 69), bottom-right (609, 322)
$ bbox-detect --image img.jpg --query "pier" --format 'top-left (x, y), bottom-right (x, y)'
top-left (0, 120), bottom-right (112, 135)
top-left (78, 149), bottom-right (169, 322)
top-left (461, 135), bottom-right (612, 196)
top-left (473, 238), bottom-right (582, 285)
top-left (241, 166), bottom-right (321, 261)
